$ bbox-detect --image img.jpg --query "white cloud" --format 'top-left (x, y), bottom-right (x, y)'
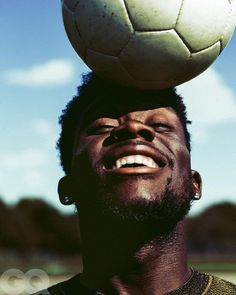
top-left (34, 119), bottom-right (55, 136)
top-left (1, 149), bottom-right (47, 170)
top-left (4, 59), bottom-right (75, 86)
top-left (177, 68), bottom-right (236, 144)
top-left (0, 117), bottom-right (65, 207)
top-left (33, 119), bottom-right (58, 149)
top-left (22, 169), bottom-right (49, 191)
top-left (177, 68), bottom-right (236, 125)
top-left (0, 147), bottom-right (61, 205)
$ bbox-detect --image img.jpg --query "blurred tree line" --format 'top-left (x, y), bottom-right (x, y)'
top-left (0, 198), bottom-right (236, 256)
top-left (186, 202), bottom-right (236, 256)
top-left (0, 198), bottom-right (80, 255)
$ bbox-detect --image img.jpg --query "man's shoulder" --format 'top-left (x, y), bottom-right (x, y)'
top-left (188, 270), bottom-right (236, 295)
top-left (208, 274), bottom-right (236, 294)
top-left (33, 271), bottom-right (236, 295)
top-left (31, 274), bottom-right (80, 295)
top-left (168, 270), bottom-right (236, 295)
top-left (31, 274), bottom-right (95, 295)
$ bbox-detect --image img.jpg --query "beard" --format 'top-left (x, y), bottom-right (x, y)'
top-left (79, 169), bottom-right (195, 236)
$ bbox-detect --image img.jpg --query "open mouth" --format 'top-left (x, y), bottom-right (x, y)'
top-left (105, 154), bottom-right (164, 171)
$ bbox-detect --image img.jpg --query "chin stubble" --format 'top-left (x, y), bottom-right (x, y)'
top-left (89, 173), bottom-right (194, 234)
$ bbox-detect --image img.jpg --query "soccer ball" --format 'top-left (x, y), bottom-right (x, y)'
top-left (61, 0), bottom-right (236, 89)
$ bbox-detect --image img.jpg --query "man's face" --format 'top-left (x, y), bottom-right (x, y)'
top-left (70, 97), bottom-right (195, 226)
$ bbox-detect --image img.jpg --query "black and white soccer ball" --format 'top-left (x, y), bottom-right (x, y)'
top-left (62, 0), bottom-right (236, 89)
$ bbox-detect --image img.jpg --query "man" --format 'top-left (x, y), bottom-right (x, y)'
top-left (35, 73), bottom-right (236, 294)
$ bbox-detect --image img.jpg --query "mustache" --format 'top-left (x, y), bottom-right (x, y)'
top-left (96, 140), bottom-right (174, 170)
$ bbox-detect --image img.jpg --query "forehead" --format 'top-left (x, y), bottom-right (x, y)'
top-left (79, 96), bottom-right (180, 127)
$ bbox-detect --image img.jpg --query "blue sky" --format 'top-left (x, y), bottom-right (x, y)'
top-left (0, 0), bottom-right (235, 215)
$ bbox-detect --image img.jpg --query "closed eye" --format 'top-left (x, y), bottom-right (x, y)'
top-left (151, 122), bottom-right (172, 132)
top-left (87, 124), bottom-right (115, 135)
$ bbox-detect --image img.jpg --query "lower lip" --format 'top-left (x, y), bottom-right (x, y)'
top-left (104, 166), bottom-right (161, 175)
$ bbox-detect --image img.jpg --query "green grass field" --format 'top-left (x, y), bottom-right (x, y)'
top-left (191, 261), bottom-right (236, 273)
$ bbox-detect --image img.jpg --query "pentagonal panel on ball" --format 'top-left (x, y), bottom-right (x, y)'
top-left (124, 0), bottom-right (183, 31)
top-left (86, 49), bottom-right (136, 86)
top-left (119, 30), bottom-right (190, 81)
top-left (172, 42), bottom-right (221, 85)
top-left (63, 0), bottom-right (79, 12)
top-left (86, 49), bottom-right (175, 89)
top-left (176, 0), bottom-right (235, 52)
top-left (62, 3), bottom-right (86, 59)
top-left (74, 0), bottom-right (133, 56)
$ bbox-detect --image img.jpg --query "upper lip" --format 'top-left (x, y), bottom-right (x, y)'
top-left (103, 140), bottom-right (167, 170)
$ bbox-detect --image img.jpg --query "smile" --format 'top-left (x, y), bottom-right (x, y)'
top-left (112, 155), bottom-right (157, 170)
top-left (102, 142), bottom-right (168, 175)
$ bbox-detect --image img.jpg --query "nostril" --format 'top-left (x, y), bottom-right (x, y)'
top-left (117, 129), bottom-right (137, 140)
top-left (109, 120), bottom-right (155, 143)
top-left (110, 128), bottom-right (118, 140)
top-left (109, 128), bottom-right (137, 143)
top-left (138, 129), bottom-right (155, 142)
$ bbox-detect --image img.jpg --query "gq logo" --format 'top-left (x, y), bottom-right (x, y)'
top-left (0, 269), bottom-right (49, 294)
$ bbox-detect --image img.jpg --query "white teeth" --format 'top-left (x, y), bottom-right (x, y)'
top-left (135, 155), bottom-right (143, 164)
top-left (143, 158), bottom-right (148, 166)
top-left (113, 155), bottom-right (157, 169)
top-left (115, 159), bottom-right (122, 169)
top-left (148, 158), bottom-right (156, 168)
top-left (127, 156), bottom-right (135, 164)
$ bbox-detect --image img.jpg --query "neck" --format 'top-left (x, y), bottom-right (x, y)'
top-left (79, 213), bottom-right (190, 295)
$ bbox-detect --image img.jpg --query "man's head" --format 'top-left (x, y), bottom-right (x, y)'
top-left (57, 73), bottom-right (201, 232)
top-left (58, 73), bottom-right (192, 174)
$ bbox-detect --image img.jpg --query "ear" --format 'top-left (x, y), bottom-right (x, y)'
top-left (58, 175), bottom-right (76, 206)
top-left (191, 170), bottom-right (202, 200)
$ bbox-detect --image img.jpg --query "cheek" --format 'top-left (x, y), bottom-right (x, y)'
top-left (73, 136), bottom-right (104, 170)
top-left (166, 146), bottom-right (191, 194)
top-left (157, 135), bottom-right (191, 171)
top-left (179, 144), bottom-right (190, 163)
top-left (174, 147), bottom-right (191, 187)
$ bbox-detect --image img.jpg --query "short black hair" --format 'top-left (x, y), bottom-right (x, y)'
top-left (57, 72), bottom-right (191, 174)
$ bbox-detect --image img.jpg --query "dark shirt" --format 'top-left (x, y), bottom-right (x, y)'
top-left (33, 270), bottom-right (236, 294)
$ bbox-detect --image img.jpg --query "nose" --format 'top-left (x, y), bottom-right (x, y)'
top-left (110, 119), bottom-right (155, 142)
